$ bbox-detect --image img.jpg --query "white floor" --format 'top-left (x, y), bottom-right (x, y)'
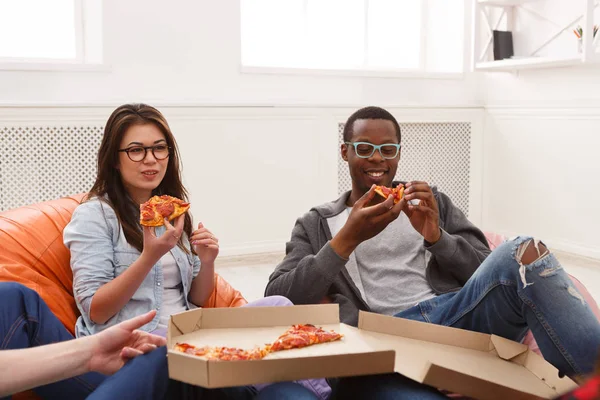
top-left (216, 250), bottom-right (600, 305)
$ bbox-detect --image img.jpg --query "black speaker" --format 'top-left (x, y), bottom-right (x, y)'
top-left (493, 30), bottom-right (514, 60)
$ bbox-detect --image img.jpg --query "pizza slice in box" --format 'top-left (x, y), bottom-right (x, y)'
top-left (374, 184), bottom-right (405, 204)
top-left (173, 324), bottom-right (343, 361)
top-left (269, 324), bottom-right (343, 352)
top-left (140, 195), bottom-right (190, 227)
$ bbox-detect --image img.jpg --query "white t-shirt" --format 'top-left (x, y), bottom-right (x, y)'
top-left (327, 208), bottom-right (436, 316)
top-left (158, 251), bottom-right (187, 328)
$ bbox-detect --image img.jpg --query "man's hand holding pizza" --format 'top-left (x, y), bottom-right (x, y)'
top-left (331, 185), bottom-right (403, 259)
top-left (400, 181), bottom-right (441, 244)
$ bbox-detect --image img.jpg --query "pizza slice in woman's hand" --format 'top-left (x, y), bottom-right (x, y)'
top-left (140, 195), bottom-right (190, 227)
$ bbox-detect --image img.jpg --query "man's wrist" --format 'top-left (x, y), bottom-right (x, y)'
top-left (424, 228), bottom-right (442, 245)
top-left (330, 230), bottom-right (359, 259)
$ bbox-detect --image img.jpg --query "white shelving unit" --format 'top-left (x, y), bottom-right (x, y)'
top-left (472, 0), bottom-right (600, 72)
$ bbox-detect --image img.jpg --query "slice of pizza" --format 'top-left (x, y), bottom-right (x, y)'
top-left (140, 195), bottom-right (190, 227)
top-left (245, 347), bottom-right (271, 360)
top-left (214, 346), bottom-right (253, 361)
top-left (269, 324), bottom-right (343, 352)
top-left (173, 324), bottom-right (343, 361)
top-left (174, 343), bottom-right (255, 361)
top-left (174, 343), bottom-right (214, 357)
top-left (374, 184), bottom-right (405, 204)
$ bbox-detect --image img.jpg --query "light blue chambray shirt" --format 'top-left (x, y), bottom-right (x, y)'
top-left (63, 198), bottom-right (201, 337)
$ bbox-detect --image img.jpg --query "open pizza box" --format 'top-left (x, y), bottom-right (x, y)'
top-left (167, 304), bottom-right (577, 399)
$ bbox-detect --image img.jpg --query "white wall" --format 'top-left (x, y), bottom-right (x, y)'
top-left (479, 1), bottom-right (600, 259)
top-left (0, 0), bottom-right (479, 106)
top-left (0, 0), bottom-right (483, 256)
top-left (0, 105), bottom-right (483, 256)
top-left (3, 0), bottom-right (598, 260)
top-left (482, 106), bottom-right (600, 259)
top-left (168, 106), bottom-right (484, 256)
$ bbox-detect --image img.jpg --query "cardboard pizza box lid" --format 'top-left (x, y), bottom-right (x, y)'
top-left (167, 305), bottom-right (577, 399)
top-left (356, 311), bottom-right (577, 399)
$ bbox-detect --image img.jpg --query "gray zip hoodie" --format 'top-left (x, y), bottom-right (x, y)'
top-left (265, 184), bottom-right (492, 326)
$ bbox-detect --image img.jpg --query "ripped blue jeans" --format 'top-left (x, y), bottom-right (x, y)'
top-left (397, 236), bottom-right (600, 377)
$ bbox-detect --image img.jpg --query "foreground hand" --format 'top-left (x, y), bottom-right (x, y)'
top-left (401, 181), bottom-right (441, 243)
top-left (190, 222), bottom-right (219, 265)
top-left (87, 310), bottom-right (166, 375)
top-left (332, 185), bottom-right (402, 258)
top-left (142, 215), bottom-right (185, 262)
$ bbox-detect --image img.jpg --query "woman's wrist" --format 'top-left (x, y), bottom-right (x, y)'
top-left (139, 249), bottom-right (161, 268)
top-left (199, 260), bottom-right (215, 269)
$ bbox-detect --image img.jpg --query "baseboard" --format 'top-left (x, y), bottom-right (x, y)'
top-left (217, 241), bottom-right (285, 258)
top-left (216, 252), bottom-right (284, 268)
top-left (494, 230), bottom-right (600, 261)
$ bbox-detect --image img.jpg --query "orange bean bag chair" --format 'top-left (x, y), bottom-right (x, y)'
top-left (0, 194), bottom-right (247, 399)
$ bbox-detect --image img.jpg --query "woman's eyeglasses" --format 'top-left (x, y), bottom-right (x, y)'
top-left (118, 144), bottom-right (171, 162)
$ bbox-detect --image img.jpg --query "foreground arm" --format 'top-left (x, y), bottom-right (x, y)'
top-left (0, 310), bottom-right (166, 397)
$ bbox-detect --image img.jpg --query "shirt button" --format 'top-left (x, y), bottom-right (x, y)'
top-left (158, 282), bottom-right (161, 286)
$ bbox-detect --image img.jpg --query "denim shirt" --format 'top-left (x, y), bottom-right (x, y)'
top-left (63, 198), bottom-right (201, 337)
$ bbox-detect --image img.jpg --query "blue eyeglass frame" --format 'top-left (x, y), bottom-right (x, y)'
top-left (344, 141), bottom-right (402, 159)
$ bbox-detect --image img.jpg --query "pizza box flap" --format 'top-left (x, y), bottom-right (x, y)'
top-left (490, 334), bottom-right (529, 361)
top-left (170, 304), bottom-right (340, 334)
top-left (170, 307), bottom-right (202, 336)
top-left (357, 311), bottom-right (577, 399)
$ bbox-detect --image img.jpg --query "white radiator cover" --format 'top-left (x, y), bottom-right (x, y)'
top-left (338, 122), bottom-right (472, 217)
top-left (0, 125), bottom-right (103, 211)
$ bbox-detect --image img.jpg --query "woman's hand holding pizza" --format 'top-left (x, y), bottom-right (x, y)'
top-left (401, 181), bottom-right (441, 244)
top-left (190, 223), bottom-right (219, 265)
top-left (142, 215), bottom-right (185, 263)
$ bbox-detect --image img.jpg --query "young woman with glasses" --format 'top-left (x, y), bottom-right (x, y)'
top-left (60, 104), bottom-right (319, 399)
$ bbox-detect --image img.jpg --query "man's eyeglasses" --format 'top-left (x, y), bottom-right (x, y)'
top-left (344, 142), bottom-right (401, 159)
top-left (118, 144), bottom-right (171, 162)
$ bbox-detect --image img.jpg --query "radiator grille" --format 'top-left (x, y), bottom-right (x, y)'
top-left (0, 126), bottom-right (103, 211)
top-left (338, 122), bottom-right (471, 216)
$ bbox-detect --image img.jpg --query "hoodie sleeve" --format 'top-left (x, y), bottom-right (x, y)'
top-left (265, 213), bottom-right (348, 304)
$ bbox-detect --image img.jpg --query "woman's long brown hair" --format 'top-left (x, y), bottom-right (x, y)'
top-left (86, 103), bottom-right (192, 253)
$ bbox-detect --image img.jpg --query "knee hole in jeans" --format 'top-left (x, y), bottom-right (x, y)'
top-left (516, 239), bottom-right (549, 265)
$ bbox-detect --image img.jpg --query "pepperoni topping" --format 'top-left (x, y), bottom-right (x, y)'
top-left (156, 201), bottom-right (174, 218)
top-left (380, 186), bottom-right (392, 196)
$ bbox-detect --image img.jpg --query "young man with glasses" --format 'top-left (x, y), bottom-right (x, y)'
top-left (265, 106), bottom-right (600, 398)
